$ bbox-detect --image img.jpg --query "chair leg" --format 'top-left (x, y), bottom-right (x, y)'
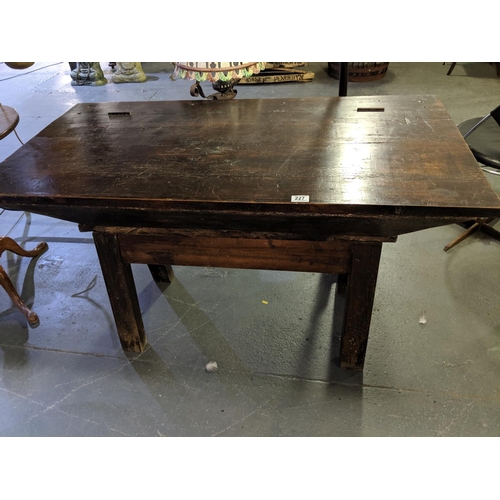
top-left (479, 221), bottom-right (500, 242)
top-left (444, 221), bottom-right (479, 251)
top-left (444, 218), bottom-right (498, 251)
top-left (0, 236), bottom-right (48, 258)
top-left (0, 265), bottom-right (39, 324)
top-left (0, 236), bottom-right (48, 324)
top-left (447, 62), bottom-right (457, 76)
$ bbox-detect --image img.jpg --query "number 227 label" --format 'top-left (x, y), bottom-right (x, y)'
top-left (291, 195), bottom-right (310, 202)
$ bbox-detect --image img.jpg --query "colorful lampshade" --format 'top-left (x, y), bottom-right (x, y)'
top-left (172, 62), bottom-right (265, 100)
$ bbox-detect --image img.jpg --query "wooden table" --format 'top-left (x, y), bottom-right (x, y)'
top-left (1, 96), bottom-right (500, 370)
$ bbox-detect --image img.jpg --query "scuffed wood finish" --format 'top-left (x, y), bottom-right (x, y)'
top-left (120, 233), bottom-right (353, 274)
top-left (1, 96), bottom-right (500, 235)
top-left (2, 96), bottom-right (500, 370)
top-left (93, 231), bottom-right (145, 352)
top-left (339, 243), bottom-right (382, 370)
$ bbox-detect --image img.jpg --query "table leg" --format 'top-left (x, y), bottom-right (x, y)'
top-left (148, 264), bottom-right (175, 283)
top-left (339, 242), bottom-right (382, 370)
top-left (337, 273), bottom-right (348, 295)
top-left (93, 231), bottom-right (146, 352)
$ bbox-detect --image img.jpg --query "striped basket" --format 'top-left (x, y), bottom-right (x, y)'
top-left (328, 62), bottom-right (389, 82)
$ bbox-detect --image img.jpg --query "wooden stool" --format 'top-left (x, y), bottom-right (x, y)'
top-left (1, 104), bottom-right (48, 323)
top-left (0, 104), bottom-right (20, 140)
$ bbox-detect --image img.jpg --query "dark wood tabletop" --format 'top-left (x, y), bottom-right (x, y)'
top-left (2, 95), bottom-right (500, 369)
top-left (1, 95), bottom-right (500, 240)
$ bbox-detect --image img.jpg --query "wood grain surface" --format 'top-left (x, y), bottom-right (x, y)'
top-left (2, 96), bottom-right (499, 239)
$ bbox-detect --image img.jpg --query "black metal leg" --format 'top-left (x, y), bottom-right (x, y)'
top-left (447, 62), bottom-right (456, 76)
top-left (339, 62), bottom-right (349, 97)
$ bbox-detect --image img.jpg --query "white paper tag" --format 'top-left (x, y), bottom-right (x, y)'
top-left (291, 195), bottom-right (310, 202)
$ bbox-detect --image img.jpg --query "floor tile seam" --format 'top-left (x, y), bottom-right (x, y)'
top-left (22, 362), bottom-right (133, 425)
top-left (0, 340), bottom-right (497, 398)
top-left (0, 342), bottom-right (125, 361)
top-left (147, 90), bottom-right (160, 101)
top-left (361, 382), bottom-right (500, 404)
top-left (126, 361), bottom-right (364, 388)
top-left (0, 63), bottom-right (66, 87)
top-left (0, 369), bottom-right (124, 424)
top-left (50, 406), bottom-right (134, 436)
top-left (211, 399), bottom-right (274, 437)
top-left (1, 211), bottom-right (26, 237)
top-left (202, 368), bottom-right (500, 404)
top-left (0, 385), bottom-right (47, 408)
top-left (1, 347), bottom-right (497, 406)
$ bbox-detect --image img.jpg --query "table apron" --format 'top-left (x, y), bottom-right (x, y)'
top-left (118, 233), bottom-right (354, 274)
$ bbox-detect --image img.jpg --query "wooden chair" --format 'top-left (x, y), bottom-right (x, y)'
top-left (0, 103), bottom-right (47, 323)
top-left (444, 104), bottom-right (500, 251)
top-left (444, 62), bottom-right (500, 77)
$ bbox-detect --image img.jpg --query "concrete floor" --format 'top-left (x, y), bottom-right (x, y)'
top-left (0, 62), bottom-right (499, 436)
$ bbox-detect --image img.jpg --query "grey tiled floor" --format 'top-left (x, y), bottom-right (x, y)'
top-left (1, 62), bottom-right (500, 436)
